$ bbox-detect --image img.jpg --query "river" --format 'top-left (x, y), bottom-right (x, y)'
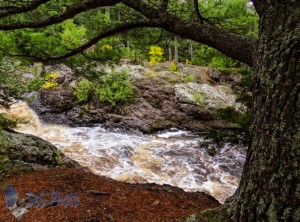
top-left (2, 101), bottom-right (246, 204)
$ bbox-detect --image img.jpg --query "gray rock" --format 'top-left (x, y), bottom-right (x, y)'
top-left (44, 64), bottom-right (75, 86)
top-left (40, 89), bottom-right (76, 112)
top-left (2, 130), bottom-right (65, 165)
top-left (175, 83), bottom-right (245, 111)
top-left (21, 91), bottom-right (38, 100)
top-left (21, 73), bottom-right (35, 81)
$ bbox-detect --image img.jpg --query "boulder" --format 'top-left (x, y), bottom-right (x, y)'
top-left (40, 89), bottom-right (76, 112)
top-left (2, 130), bottom-right (65, 165)
top-left (174, 83), bottom-right (244, 111)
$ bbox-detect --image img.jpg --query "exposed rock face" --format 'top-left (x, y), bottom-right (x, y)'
top-left (29, 63), bottom-right (245, 132)
top-left (1, 130), bottom-right (65, 165)
top-left (44, 63), bottom-right (75, 87)
top-left (174, 83), bottom-right (245, 111)
top-left (40, 89), bottom-right (76, 112)
top-left (0, 129), bottom-right (82, 179)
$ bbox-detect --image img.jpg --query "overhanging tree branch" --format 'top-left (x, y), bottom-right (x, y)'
top-left (122, 0), bottom-right (256, 66)
top-left (0, 0), bottom-right (256, 66)
top-left (0, 0), bottom-right (121, 30)
top-left (1, 20), bottom-right (163, 62)
top-left (0, 0), bottom-right (52, 19)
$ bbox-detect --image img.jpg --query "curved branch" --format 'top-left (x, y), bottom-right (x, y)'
top-left (0, 0), bottom-right (121, 30)
top-left (0, 0), bottom-right (52, 19)
top-left (0, 20), bottom-right (162, 62)
top-left (122, 0), bottom-right (256, 66)
top-left (0, 47), bottom-right (44, 61)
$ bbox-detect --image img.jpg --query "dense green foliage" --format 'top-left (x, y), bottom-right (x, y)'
top-left (74, 79), bottom-right (95, 103)
top-left (0, 59), bottom-right (27, 99)
top-left (73, 69), bottom-right (135, 106)
top-left (95, 69), bottom-right (134, 106)
top-left (0, 0), bottom-right (258, 72)
top-left (27, 76), bottom-right (44, 91)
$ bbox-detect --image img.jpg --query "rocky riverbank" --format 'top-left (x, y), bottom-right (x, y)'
top-left (28, 62), bottom-right (247, 133)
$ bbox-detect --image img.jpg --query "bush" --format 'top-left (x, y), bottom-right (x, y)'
top-left (0, 60), bottom-right (27, 98)
top-left (74, 79), bottom-right (95, 103)
top-left (43, 82), bottom-right (58, 89)
top-left (0, 113), bottom-right (16, 151)
top-left (170, 61), bottom-right (178, 71)
top-left (182, 74), bottom-right (194, 83)
top-left (95, 69), bottom-right (134, 106)
top-left (42, 72), bottom-right (59, 89)
top-left (27, 76), bottom-right (44, 91)
top-left (44, 72), bottom-right (59, 81)
top-left (149, 45), bottom-right (164, 65)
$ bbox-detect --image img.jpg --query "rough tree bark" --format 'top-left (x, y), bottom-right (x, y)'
top-left (222, 1), bottom-right (300, 221)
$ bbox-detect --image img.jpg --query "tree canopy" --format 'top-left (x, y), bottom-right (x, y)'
top-left (0, 0), bottom-right (257, 66)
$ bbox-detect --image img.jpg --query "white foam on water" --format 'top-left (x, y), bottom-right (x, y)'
top-left (156, 130), bottom-right (189, 138)
top-left (9, 102), bottom-right (246, 204)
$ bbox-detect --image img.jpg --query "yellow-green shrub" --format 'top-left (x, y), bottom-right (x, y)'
top-left (44, 72), bottom-right (59, 81)
top-left (149, 45), bottom-right (164, 65)
top-left (170, 61), bottom-right (178, 71)
top-left (43, 82), bottom-right (58, 89)
top-left (43, 72), bottom-right (59, 89)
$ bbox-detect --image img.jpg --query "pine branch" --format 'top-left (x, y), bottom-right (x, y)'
top-left (0, 0), bottom-right (52, 19)
top-left (0, 0), bottom-right (121, 30)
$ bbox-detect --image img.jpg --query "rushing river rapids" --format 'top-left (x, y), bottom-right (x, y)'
top-left (2, 102), bottom-right (246, 204)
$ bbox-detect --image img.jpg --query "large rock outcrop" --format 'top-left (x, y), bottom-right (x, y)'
top-left (29, 63), bottom-right (246, 132)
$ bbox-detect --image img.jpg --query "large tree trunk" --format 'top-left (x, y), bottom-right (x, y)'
top-left (223, 1), bottom-right (300, 221)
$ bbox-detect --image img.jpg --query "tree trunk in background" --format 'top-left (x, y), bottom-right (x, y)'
top-left (126, 41), bottom-right (130, 51)
top-left (174, 36), bottom-right (179, 64)
top-left (117, 9), bottom-right (121, 21)
top-left (168, 47), bottom-right (172, 62)
top-left (223, 1), bottom-right (300, 221)
top-left (189, 40), bottom-right (193, 61)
